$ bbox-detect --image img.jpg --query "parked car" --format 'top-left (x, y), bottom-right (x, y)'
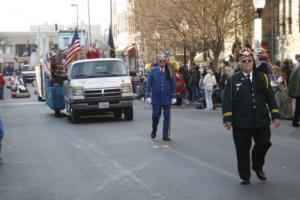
top-left (20, 65), bottom-right (36, 83)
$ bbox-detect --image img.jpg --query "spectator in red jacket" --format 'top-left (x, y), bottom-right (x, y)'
top-left (86, 43), bottom-right (101, 59)
top-left (174, 63), bottom-right (186, 106)
top-left (0, 73), bottom-right (5, 100)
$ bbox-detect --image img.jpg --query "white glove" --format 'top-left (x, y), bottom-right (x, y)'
top-left (172, 98), bottom-right (177, 105)
top-left (145, 98), bottom-right (152, 104)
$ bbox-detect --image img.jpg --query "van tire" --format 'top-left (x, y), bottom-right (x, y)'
top-left (114, 110), bottom-right (122, 119)
top-left (124, 107), bottom-right (133, 121)
top-left (69, 108), bottom-right (79, 123)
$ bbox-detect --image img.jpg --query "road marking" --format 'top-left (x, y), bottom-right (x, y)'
top-left (0, 102), bottom-right (44, 106)
top-left (170, 148), bottom-right (236, 179)
top-left (152, 145), bottom-right (160, 149)
top-left (161, 144), bottom-right (171, 148)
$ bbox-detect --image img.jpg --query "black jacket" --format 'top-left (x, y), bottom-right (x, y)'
top-left (222, 71), bottom-right (280, 128)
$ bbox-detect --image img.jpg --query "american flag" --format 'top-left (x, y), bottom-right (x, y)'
top-left (63, 29), bottom-right (81, 69)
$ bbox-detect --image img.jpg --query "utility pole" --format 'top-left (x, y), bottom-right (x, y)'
top-left (87, 0), bottom-right (92, 47)
top-left (71, 4), bottom-right (79, 29)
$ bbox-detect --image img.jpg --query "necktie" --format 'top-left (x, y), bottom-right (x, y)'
top-left (160, 68), bottom-right (164, 76)
top-left (247, 74), bottom-right (253, 92)
top-left (247, 74), bottom-right (251, 83)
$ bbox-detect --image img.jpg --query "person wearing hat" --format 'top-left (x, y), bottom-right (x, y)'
top-left (86, 43), bottom-right (101, 59)
top-left (145, 53), bottom-right (176, 141)
top-left (222, 47), bottom-right (281, 185)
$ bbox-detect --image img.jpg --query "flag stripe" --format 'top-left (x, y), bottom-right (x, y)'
top-left (63, 31), bottom-right (81, 69)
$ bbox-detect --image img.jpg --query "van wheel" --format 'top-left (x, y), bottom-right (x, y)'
top-left (114, 110), bottom-right (122, 119)
top-left (124, 107), bottom-right (133, 121)
top-left (69, 108), bottom-right (79, 123)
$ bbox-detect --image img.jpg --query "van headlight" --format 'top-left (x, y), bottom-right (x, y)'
top-left (121, 83), bottom-right (132, 93)
top-left (71, 89), bottom-right (84, 96)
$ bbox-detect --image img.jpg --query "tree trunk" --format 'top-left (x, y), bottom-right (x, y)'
top-left (189, 51), bottom-right (196, 64)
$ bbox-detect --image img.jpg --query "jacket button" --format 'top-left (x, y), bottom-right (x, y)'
top-left (253, 106), bottom-right (256, 109)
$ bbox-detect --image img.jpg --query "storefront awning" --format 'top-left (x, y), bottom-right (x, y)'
top-left (124, 46), bottom-right (136, 56)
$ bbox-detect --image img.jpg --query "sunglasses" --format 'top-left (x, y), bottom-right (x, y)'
top-left (159, 60), bottom-right (166, 63)
top-left (241, 59), bottom-right (252, 64)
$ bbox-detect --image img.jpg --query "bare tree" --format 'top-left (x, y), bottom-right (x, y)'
top-left (133, 0), bottom-right (254, 65)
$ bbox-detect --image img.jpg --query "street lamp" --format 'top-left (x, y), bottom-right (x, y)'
top-left (180, 19), bottom-right (189, 68)
top-left (253, 0), bottom-right (265, 49)
top-left (71, 4), bottom-right (79, 29)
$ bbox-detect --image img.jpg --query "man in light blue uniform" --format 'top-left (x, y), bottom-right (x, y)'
top-left (146, 54), bottom-right (177, 141)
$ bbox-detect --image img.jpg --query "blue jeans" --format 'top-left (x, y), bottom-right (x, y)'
top-left (191, 86), bottom-right (197, 102)
top-left (0, 87), bottom-right (4, 99)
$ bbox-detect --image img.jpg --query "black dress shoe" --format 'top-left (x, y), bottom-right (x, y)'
top-left (292, 123), bottom-right (300, 127)
top-left (163, 137), bottom-right (171, 141)
top-left (240, 179), bottom-right (250, 185)
top-left (151, 130), bottom-right (156, 139)
top-left (254, 170), bottom-right (267, 180)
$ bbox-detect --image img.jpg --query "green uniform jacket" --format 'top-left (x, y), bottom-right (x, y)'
top-left (288, 67), bottom-right (300, 98)
top-left (222, 71), bottom-right (280, 128)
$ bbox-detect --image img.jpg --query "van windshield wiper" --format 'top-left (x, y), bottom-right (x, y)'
top-left (73, 74), bottom-right (95, 78)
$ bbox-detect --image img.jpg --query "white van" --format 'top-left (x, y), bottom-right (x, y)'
top-left (63, 58), bottom-right (133, 123)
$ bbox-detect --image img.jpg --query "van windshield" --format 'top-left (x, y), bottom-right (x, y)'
top-left (71, 60), bottom-right (128, 79)
top-left (20, 65), bottom-right (35, 71)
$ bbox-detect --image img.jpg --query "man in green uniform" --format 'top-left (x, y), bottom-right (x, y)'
top-left (222, 47), bottom-right (281, 185)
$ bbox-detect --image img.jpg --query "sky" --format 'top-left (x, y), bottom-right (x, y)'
top-left (0, 0), bottom-right (111, 32)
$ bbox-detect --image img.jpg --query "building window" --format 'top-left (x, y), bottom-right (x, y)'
top-left (288, 0), bottom-right (292, 34)
top-left (4, 46), bottom-right (11, 55)
top-left (15, 44), bottom-right (31, 57)
top-left (63, 37), bottom-right (69, 49)
top-left (282, 0), bottom-right (286, 35)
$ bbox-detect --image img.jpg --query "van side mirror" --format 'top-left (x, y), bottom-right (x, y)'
top-left (61, 75), bottom-right (69, 81)
top-left (130, 71), bottom-right (137, 76)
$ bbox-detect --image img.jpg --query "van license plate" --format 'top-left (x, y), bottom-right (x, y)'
top-left (99, 102), bottom-right (109, 109)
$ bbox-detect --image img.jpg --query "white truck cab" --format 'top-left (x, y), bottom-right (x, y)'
top-left (63, 58), bottom-right (133, 123)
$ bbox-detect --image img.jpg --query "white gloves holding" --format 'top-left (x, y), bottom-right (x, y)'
top-left (145, 98), bottom-right (152, 104)
top-left (146, 98), bottom-right (176, 105)
top-left (172, 98), bottom-right (177, 105)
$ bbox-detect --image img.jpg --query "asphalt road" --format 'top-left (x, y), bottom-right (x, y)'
top-left (0, 86), bottom-right (299, 200)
